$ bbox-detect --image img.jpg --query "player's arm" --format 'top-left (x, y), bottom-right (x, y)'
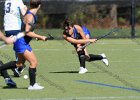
top-left (24, 15), bottom-right (46, 41)
top-left (63, 34), bottom-right (96, 44)
top-left (74, 25), bottom-right (87, 47)
top-left (75, 25), bottom-right (86, 39)
top-left (0, 31), bottom-right (14, 44)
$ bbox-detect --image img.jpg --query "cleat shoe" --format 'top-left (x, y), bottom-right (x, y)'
top-left (79, 67), bottom-right (88, 74)
top-left (5, 78), bottom-right (17, 87)
top-left (100, 53), bottom-right (109, 66)
top-left (28, 83), bottom-right (44, 90)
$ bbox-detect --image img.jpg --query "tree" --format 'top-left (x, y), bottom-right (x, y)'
top-left (110, 4), bottom-right (118, 28)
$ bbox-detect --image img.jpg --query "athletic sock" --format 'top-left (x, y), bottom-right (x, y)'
top-left (88, 54), bottom-right (103, 61)
top-left (77, 50), bottom-right (86, 68)
top-left (29, 67), bottom-right (36, 86)
top-left (79, 55), bottom-right (86, 68)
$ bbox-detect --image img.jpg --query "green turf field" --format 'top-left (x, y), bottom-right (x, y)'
top-left (0, 39), bottom-right (140, 100)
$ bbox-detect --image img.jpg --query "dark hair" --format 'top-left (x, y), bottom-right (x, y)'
top-left (63, 18), bottom-right (74, 36)
top-left (30, 0), bottom-right (41, 9)
top-left (63, 19), bottom-right (74, 29)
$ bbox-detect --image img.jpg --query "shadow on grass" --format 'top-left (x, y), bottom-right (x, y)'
top-left (49, 71), bottom-right (100, 74)
top-left (2, 86), bottom-right (27, 89)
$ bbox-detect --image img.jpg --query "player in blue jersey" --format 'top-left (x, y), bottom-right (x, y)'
top-left (0, 0), bottom-right (46, 90)
top-left (63, 19), bottom-right (109, 74)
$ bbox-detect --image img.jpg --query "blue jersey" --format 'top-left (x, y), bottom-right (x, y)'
top-left (73, 26), bottom-right (91, 39)
top-left (72, 26), bottom-right (91, 47)
top-left (14, 10), bottom-right (37, 53)
top-left (82, 26), bottom-right (91, 38)
top-left (73, 27), bottom-right (82, 39)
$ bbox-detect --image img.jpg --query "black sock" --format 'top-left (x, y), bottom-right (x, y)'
top-left (88, 54), bottom-right (103, 61)
top-left (79, 55), bottom-right (86, 68)
top-left (77, 50), bottom-right (86, 68)
top-left (29, 68), bottom-right (36, 86)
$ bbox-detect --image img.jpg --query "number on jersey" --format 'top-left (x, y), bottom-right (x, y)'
top-left (5, 2), bottom-right (11, 13)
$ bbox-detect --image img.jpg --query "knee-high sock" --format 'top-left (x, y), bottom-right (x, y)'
top-left (29, 67), bottom-right (36, 86)
top-left (77, 50), bottom-right (86, 68)
top-left (79, 55), bottom-right (86, 68)
top-left (88, 54), bottom-right (103, 62)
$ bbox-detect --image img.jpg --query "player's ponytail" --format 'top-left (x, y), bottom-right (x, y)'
top-left (30, 0), bottom-right (41, 9)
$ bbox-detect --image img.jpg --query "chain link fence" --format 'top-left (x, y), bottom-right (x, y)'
top-left (0, 0), bottom-right (140, 38)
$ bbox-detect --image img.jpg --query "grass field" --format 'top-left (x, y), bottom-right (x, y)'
top-left (0, 39), bottom-right (140, 100)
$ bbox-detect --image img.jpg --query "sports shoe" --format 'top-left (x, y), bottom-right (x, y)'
top-left (79, 67), bottom-right (88, 74)
top-left (28, 83), bottom-right (44, 90)
top-left (100, 53), bottom-right (109, 66)
top-left (5, 78), bottom-right (17, 87)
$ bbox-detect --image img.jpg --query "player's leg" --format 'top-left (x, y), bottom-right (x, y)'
top-left (11, 52), bottom-right (19, 77)
top-left (15, 53), bottom-right (26, 77)
top-left (0, 60), bottom-right (9, 78)
top-left (5, 30), bottom-right (24, 76)
top-left (0, 61), bottom-right (17, 87)
top-left (88, 54), bottom-right (109, 66)
top-left (77, 50), bottom-right (88, 74)
top-left (22, 50), bottom-right (44, 90)
top-left (0, 60), bottom-right (10, 79)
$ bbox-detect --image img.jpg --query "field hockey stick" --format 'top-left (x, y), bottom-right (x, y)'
top-left (36, 33), bottom-right (54, 41)
top-left (79, 28), bottom-right (122, 50)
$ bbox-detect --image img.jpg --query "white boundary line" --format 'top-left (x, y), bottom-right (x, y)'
top-left (2, 96), bottom-right (140, 100)
top-left (97, 42), bottom-right (137, 45)
top-left (2, 48), bottom-right (140, 51)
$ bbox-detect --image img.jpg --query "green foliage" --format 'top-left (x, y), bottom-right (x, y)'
top-left (136, 6), bottom-right (140, 23)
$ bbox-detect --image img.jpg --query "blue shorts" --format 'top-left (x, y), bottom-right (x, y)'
top-left (5, 30), bottom-right (32, 53)
top-left (5, 30), bottom-right (22, 60)
top-left (14, 37), bottom-right (32, 53)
